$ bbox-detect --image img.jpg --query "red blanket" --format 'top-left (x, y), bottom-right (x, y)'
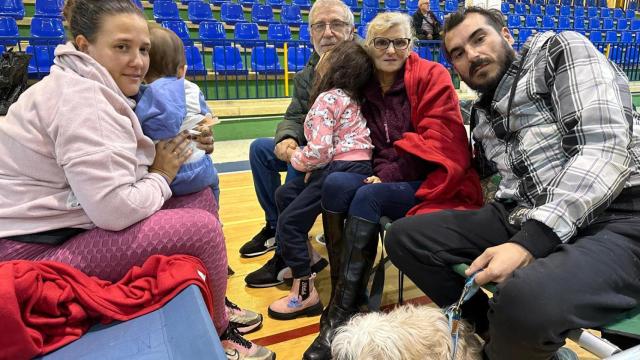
top-left (0, 255), bottom-right (213, 360)
top-left (396, 52), bottom-right (484, 214)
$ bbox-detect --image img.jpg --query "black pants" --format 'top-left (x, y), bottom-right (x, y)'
top-left (276, 160), bottom-right (371, 278)
top-left (385, 202), bottom-right (640, 360)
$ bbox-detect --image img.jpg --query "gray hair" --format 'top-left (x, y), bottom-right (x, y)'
top-left (365, 12), bottom-right (415, 48)
top-left (309, 0), bottom-right (355, 27)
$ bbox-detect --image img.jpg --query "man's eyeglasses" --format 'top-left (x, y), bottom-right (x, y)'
top-left (310, 21), bottom-right (350, 34)
top-left (372, 37), bottom-right (412, 50)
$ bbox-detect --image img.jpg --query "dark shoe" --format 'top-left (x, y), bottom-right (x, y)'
top-left (245, 253), bottom-right (287, 288)
top-left (239, 226), bottom-right (276, 258)
top-left (282, 257), bottom-right (329, 286)
top-left (228, 266), bottom-right (235, 276)
top-left (302, 306), bottom-right (352, 360)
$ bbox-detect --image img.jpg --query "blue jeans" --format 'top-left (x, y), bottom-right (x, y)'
top-left (249, 138), bottom-right (303, 230)
top-left (321, 172), bottom-right (421, 223)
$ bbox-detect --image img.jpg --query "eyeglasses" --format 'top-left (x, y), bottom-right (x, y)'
top-left (310, 21), bottom-right (350, 34)
top-left (372, 37), bottom-right (412, 50)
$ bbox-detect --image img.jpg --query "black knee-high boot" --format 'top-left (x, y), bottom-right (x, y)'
top-left (303, 216), bottom-right (379, 360)
top-left (322, 209), bottom-right (345, 300)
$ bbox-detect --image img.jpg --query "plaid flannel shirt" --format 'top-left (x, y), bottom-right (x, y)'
top-left (472, 31), bottom-right (640, 255)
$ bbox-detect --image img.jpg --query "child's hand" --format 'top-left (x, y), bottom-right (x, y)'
top-left (191, 125), bottom-right (214, 154)
top-left (364, 176), bottom-right (381, 184)
top-left (304, 172), bottom-right (312, 183)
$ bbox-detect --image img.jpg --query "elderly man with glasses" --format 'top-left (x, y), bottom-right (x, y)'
top-left (242, 0), bottom-right (356, 289)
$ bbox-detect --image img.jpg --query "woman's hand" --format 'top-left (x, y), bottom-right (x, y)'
top-left (191, 124), bottom-right (214, 154)
top-left (150, 131), bottom-right (192, 183)
top-left (364, 176), bottom-right (382, 184)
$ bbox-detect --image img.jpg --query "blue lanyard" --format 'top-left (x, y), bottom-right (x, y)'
top-left (445, 272), bottom-right (481, 360)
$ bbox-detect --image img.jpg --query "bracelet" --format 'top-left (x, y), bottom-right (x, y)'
top-left (149, 167), bottom-right (173, 183)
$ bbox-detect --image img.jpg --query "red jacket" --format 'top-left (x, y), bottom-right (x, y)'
top-left (0, 255), bottom-right (213, 360)
top-left (395, 52), bottom-right (483, 214)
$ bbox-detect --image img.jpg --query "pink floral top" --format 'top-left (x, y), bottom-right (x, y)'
top-left (291, 89), bottom-right (373, 172)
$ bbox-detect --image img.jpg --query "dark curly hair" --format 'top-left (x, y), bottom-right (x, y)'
top-left (309, 41), bottom-right (374, 106)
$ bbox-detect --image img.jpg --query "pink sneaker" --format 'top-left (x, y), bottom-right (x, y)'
top-left (268, 273), bottom-right (323, 320)
top-left (220, 325), bottom-right (275, 360)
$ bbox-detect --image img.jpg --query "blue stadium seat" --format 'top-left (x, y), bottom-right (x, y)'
top-left (405, 0), bottom-right (418, 12)
top-left (0, 45), bottom-right (5, 53)
top-left (621, 31), bottom-right (633, 43)
top-left (589, 30), bottom-right (603, 42)
top-left (234, 22), bottom-right (260, 47)
top-left (363, 0), bottom-right (379, 8)
top-left (30, 16), bottom-right (65, 45)
top-left (589, 18), bottom-right (601, 30)
top-left (600, 7), bottom-right (611, 18)
top-left (574, 17), bottom-right (586, 30)
top-left (251, 4), bottom-right (275, 25)
top-left (622, 32), bottom-right (637, 62)
top-left (212, 45), bottom-right (247, 75)
top-left (34, 0), bottom-right (62, 18)
top-left (631, 19), bottom-right (640, 31)
top-left (587, 0), bottom-right (597, 6)
top-left (357, 24), bottom-right (367, 38)
top-left (298, 24), bottom-right (310, 42)
top-left (605, 30), bottom-right (617, 42)
top-left (432, 11), bottom-right (444, 23)
top-left (200, 20), bottom-right (226, 47)
top-left (547, 0), bottom-right (558, 5)
top-left (444, 0), bottom-right (457, 12)
top-left (430, 0), bottom-right (439, 11)
top-left (525, 15), bottom-right (539, 28)
top-left (266, 0), bottom-right (285, 8)
top-left (613, 8), bottom-right (624, 19)
top-left (385, 0), bottom-right (401, 11)
top-left (241, 0), bottom-right (259, 6)
top-left (287, 45), bottom-right (312, 71)
top-left (281, 4), bottom-right (303, 26)
top-left (26, 45), bottom-right (54, 78)
top-left (559, 5), bottom-right (570, 16)
top-left (574, 6), bottom-right (585, 17)
top-left (514, 3), bottom-right (525, 15)
top-left (541, 15), bottom-right (555, 29)
top-left (416, 46), bottom-right (433, 60)
top-left (267, 23), bottom-right (291, 47)
top-left (0, 0), bottom-right (24, 20)
top-left (220, 3), bottom-right (245, 24)
top-left (587, 6), bottom-right (598, 17)
top-left (558, 16), bottom-right (571, 30)
top-left (161, 20), bottom-right (193, 45)
top-left (210, 0), bottom-right (229, 5)
top-left (602, 17), bottom-right (614, 30)
top-left (501, 3), bottom-right (510, 14)
top-left (360, 6), bottom-right (378, 24)
top-left (617, 18), bottom-right (629, 30)
top-left (188, 1), bottom-right (213, 24)
top-left (251, 46), bottom-right (283, 74)
top-left (507, 14), bottom-right (521, 28)
top-left (184, 45), bottom-right (207, 75)
top-left (292, 0), bottom-right (311, 10)
top-left (545, 5), bottom-right (557, 16)
top-left (598, 0), bottom-right (607, 7)
top-left (131, 0), bottom-right (143, 9)
top-left (626, 9), bottom-right (635, 19)
top-left (561, 0), bottom-right (571, 5)
top-left (530, 3), bottom-right (541, 15)
top-left (519, 28), bottom-right (533, 43)
top-left (630, 2), bottom-right (637, 10)
top-left (0, 16), bottom-right (17, 45)
top-left (153, 1), bottom-right (180, 22)
top-left (605, 30), bottom-right (622, 61)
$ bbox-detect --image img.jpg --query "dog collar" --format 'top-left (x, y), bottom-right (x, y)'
top-left (445, 272), bottom-right (481, 360)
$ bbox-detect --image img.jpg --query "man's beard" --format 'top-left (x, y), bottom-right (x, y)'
top-left (466, 39), bottom-right (516, 95)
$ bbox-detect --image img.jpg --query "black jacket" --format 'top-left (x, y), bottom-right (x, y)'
top-left (412, 10), bottom-right (441, 40)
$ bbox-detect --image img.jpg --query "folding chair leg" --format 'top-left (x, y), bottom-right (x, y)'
top-left (398, 270), bottom-right (404, 305)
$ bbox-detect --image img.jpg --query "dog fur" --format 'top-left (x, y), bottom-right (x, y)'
top-left (331, 304), bottom-right (484, 360)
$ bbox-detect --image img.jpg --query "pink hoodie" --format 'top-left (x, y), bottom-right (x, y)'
top-left (0, 43), bottom-right (171, 237)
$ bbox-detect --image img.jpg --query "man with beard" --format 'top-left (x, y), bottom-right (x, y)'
top-left (385, 7), bottom-right (640, 360)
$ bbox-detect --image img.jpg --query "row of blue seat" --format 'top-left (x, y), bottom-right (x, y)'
top-left (507, 14), bottom-right (640, 31)
top-left (504, 0), bottom-right (608, 6)
top-left (0, 0), bottom-right (64, 20)
top-left (0, 16), bottom-right (64, 46)
top-left (503, 3), bottom-right (637, 18)
top-left (152, 0), bottom-right (312, 9)
top-left (157, 2), bottom-right (306, 25)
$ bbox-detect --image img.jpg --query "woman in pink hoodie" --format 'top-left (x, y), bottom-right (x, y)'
top-left (0, 1), bottom-right (273, 358)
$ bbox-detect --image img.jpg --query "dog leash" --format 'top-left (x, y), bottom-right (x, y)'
top-left (445, 272), bottom-right (481, 360)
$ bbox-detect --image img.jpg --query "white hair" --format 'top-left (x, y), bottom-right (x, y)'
top-left (309, 0), bottom-right (355, 27)
top-left (331, 304), bottom-right (484, 360)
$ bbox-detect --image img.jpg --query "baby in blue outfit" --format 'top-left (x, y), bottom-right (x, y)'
top-left (135, 25), bottom-right (220, 200)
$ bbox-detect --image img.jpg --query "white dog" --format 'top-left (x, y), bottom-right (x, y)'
top-left (331, 304), bottom-right (484, 360)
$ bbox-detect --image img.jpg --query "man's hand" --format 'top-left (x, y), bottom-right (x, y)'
top-left (274, 138), bottom-right (298, 162)
top-left (466, 243), bottom-right (534, 285)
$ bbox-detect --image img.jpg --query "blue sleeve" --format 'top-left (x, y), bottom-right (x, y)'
top-left (134, 77), bottom-right (187, 140)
